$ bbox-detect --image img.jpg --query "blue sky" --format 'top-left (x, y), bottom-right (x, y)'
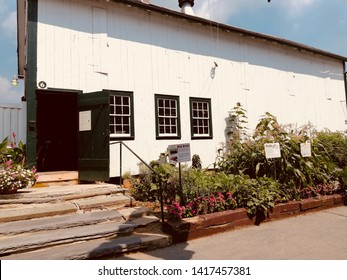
top-left (1, 0), bottom-right (347, 104)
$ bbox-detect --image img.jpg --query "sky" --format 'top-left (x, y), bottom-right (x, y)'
top-left (0, 0), bottom-right (347, 104)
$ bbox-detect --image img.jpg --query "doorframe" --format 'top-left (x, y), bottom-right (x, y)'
top-left (36, 88), bottom-right (81, 172)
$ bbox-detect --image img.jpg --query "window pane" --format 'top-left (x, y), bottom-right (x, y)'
top-left (123, 96), bottom-right (129, 105)
top-left (191, 99), bottom-right (211, 137)
top-left (156, 96), bottom-right (179, 137)
top-left (109, 94), bottom-right (133, 136)
top-left (115, 96), bottom-right (122, 104)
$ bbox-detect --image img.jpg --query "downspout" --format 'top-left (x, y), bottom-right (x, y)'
top-left (26, 0), bottom-right (38, 168)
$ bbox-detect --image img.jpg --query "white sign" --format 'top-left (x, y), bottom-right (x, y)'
top-left (79, 111), bottom-right (91, 131)
top-left (300, 142), bottom-right (312, 157)
top-left (264, 143), bottom-right (281, 159)
top-left (168, 143), bottom-right (191, 164)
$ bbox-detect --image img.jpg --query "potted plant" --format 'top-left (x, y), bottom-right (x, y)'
top-left (0, 160), bottom-right (37, 194)
top-left (0, 136), bottom-right (38, 194)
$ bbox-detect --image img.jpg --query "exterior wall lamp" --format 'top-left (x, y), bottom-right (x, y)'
top-left (11, 75), bottom-right (19, 86)
top-left (210, 61), bottom-right (218, 79)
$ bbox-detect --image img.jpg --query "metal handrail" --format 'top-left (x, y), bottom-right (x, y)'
top-left (110, 141), bottom-right (165, 224)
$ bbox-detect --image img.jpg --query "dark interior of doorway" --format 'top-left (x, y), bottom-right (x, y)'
top-left (36, 90), bottom-right (78, 172)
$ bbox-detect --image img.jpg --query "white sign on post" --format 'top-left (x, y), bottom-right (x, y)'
top-left (264, 143), bottom-right (281, 159)
top-left (168, 143), bottom-right (191, 164)
top-left (300, 142), bottom-right (312, 157)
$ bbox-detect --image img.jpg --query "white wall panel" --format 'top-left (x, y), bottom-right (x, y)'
top-left (36, 0), bottom-right (347, 175)
top-left (0, 103), bottom-right (26, 144)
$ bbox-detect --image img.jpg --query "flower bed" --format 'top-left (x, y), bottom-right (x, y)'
top-left (163, 194), bottom-right (346, 243)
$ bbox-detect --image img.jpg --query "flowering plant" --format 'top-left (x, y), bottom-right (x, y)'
top-left (0, 160), bottom-right (37, 193)
top-left (167, 192), bottom-right (237, 221)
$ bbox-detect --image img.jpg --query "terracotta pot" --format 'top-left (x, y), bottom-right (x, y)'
top-left (122, 179), bottom-right (132, 189)
top-left (0, 186), bottom-right (18, 195)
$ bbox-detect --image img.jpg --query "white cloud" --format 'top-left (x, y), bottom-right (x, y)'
top-left (195, 0), bottom-right (234, 22)
top-left (151, 0), bottom-right (318, 22)
top-left (278, 0), bottom-right (316, 17)
top-left (1, 10), bottom-right (17, 41)
top-left (0, 75), bottom-right (23, 104)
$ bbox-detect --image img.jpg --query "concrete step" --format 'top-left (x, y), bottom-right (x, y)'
top-left (0, 210), bottom-right (125, 236)
top-left (0, 184), bottom-right (132, 223)
top-left (0, 220), bottom-right (138, 256)
top-left (1, 233), bottom-right (172, 260)
top-left (0, 207), bottom-right (155, 236)
top-left (0, 184), bottom-right (126, 205)
top-left (0, 210), bottom-right (167, 259)
top-left (0, 182), bottom-right (168, 260)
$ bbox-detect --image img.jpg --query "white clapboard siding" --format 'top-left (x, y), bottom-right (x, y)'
top-left (36, 0), bottom-right (347, 175)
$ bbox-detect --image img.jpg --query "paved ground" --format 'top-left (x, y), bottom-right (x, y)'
top-left (117, 206), bottom-right (347, 260)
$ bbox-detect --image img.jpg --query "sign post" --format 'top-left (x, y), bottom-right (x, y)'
top-left (167, 143), bottom-right (191, 204)
top-left (264, 143), bottom-right (281, 180)
top-left (300, 142), bottom-right (312, 157)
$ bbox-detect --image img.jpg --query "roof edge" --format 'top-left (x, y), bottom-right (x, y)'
top-left (112, 0), bottom-right (347, 62)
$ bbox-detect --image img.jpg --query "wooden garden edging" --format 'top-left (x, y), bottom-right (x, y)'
top-left (163, 194), bottom-right (346, 243)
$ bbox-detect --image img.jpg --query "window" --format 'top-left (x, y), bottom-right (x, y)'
top-left (109, 92), bottom-right (134, 139)
top-left (190, 97), bottom-right (213, 139)
top-left (155, 94), bottom-right (181, 139)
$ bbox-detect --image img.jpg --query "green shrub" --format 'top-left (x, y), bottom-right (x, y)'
top-left (216, 106), bottom-right (334, 190)
top-left (315, 130), bottom-right (347, 169)
top-left (232, 177), bottom-right (288, 217)
top-left (130, 162), bottom-right (179, 203)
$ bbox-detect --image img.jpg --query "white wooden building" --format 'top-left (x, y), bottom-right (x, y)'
top-left (17, 0), bottom-right (347, 180)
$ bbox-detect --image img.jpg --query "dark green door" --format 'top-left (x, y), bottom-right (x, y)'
top-left (78, 91), bottom-right (110, 181)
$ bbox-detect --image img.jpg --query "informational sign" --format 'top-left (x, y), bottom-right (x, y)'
top-left (300, 142), bottom-right (312, 157)
top-left (264, 143), bottom-right (281, 159)
top-left (79, 111), bottom-right (92, 131)
top-left (168, 143), bottom-right (191, 164)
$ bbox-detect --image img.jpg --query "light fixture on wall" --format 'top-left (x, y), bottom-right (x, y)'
top-left (210, 61), bottom-right (218, 79)
top-left (11, 75), bottom-right (19, 86)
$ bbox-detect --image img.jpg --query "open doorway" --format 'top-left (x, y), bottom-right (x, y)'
top-left (36, 89), bottom-right (79, 172)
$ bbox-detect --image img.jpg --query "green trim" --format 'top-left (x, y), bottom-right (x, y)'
top-left (26, 0), bottom-right (38, 168)
top-left (104, 90), bottom-right (135, 140)
top-left (154, 94), bottom-right (181, 140)
top-left (189, 97), bottom-right (213, 139)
